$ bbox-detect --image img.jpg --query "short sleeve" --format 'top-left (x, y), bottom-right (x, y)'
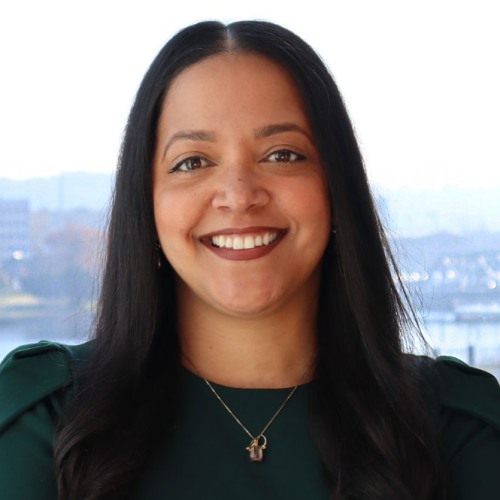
top-left (433, 357), bottom-right (500, 499)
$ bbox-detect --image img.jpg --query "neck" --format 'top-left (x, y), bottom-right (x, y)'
top-left (177, 289), bottom-right (318, 389)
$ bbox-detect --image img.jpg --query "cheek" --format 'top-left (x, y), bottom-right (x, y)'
top-left (153, 189), bottom-right (184, 253)
top-left (288, 177), bottom-right (331, 228)
top-left (154, 186), bottom-right (194, 232)
top-left (299, 182), bottom-right (331, 258)
top-left (153, 187), bottom-right (205, 265)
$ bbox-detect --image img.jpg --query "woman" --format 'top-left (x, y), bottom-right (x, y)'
top-left (1, 20), bottom-right (500, 500)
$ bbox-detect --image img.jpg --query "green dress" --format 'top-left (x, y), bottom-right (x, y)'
top-left (1, 341), bottom-right (500, 499)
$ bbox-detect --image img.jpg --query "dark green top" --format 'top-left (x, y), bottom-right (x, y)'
top-left (137, 368), bottom-right (328, 499)
top-left (1, 341), bottom-right (500, 499)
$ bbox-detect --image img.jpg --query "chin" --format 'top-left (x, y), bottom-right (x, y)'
top-left (214, 290), bottom-right (282, 318)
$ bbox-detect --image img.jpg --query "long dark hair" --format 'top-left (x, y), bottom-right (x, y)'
top-left (54, 20), bottom-right (446, 499)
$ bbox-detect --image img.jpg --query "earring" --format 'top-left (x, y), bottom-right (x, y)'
top-left (331, 227), bottom-right (337, 235)
top-left (155, 241), bottom-right (162, 270)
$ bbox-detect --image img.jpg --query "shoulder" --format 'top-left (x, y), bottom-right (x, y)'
top-left (420, 355), bottom-right (500, 499)
top-left (0, 341), bottom-right (92, 498)
top-left (0, 340), bottom-right (91, 431)
top-left (430, 355), bottom-right (500, 430)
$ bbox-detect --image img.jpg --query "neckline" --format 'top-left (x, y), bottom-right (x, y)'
top-left (181, 366), bottom-right (313, 392)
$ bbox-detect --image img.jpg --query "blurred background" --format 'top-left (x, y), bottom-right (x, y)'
top-left (1, 0), bottom-right (499, 375)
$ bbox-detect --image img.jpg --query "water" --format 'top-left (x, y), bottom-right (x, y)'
top-left (1, 316), bottom-right (499, 378)
top-left (425, 321), bottom-right (500, 378)
top-left (0, 310), bottom-right (91, 362)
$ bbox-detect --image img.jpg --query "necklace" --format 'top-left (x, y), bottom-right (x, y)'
top-left (203, 377), bottom-right (298, 462)
top-left (183, 352), bottom-right (314, 462)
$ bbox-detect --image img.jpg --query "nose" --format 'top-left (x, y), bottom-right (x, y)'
top-left (211, 164), bottom-right (270, 213)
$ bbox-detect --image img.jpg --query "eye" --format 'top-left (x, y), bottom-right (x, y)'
top-left (169, 156), bottom-right (214, 173)
top-left (265, 149), bottom-right (306, 163)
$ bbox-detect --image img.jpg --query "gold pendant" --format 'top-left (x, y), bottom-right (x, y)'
top-left (246, 435), bottom-right (267, 462)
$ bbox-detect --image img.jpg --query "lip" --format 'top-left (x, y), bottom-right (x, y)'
top-left (200, 226), bottom-right (287, 261)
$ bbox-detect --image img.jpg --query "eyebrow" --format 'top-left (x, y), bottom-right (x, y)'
top-left (162, 122), bottom-right (313, 160)
top-left (254, 122), bottom-right (314, 143)
top-left (162, 130), bottom-right (216, 159)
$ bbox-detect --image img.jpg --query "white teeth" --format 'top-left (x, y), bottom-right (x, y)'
top-left (210, 231), bottom-right (279, 250)
top-left (244, 236), bottom-right (255, 249)
top-left (233, 236), bottom-right (244, 250)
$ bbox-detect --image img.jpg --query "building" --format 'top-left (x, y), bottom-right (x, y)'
top-left (0, 198), bottom-right (30, 264)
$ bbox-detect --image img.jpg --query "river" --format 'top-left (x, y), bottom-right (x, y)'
top-left (1, 314), bottom-right (499, 378)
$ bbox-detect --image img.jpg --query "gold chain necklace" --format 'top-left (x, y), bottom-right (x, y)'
top-left (183, 353), bottom-right (314, 462)
top-left (203, 377), bottom-right (298, 462)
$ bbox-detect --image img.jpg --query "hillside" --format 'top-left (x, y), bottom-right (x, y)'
top-left (1, 173), bottom-right (500, 237)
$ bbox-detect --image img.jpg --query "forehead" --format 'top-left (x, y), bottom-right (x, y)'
top-left (158, 52), bottom-right (310, 131)
top-left (168, 51), bottom-right (297, 88)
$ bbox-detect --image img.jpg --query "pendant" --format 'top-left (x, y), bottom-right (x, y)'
top-left (246, 435), bottom-right (267, 462)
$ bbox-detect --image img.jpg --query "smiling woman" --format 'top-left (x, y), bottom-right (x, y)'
top-left (153, 53), bottom-right (330, 331)
top-left (1, 20), bottom-right (500, 500)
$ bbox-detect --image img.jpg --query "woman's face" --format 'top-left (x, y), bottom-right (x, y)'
top-left (152, 53), bottom-right (331, 317)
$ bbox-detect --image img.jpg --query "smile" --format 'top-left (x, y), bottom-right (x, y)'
top-left (211, 231), bottom-right (279, 250)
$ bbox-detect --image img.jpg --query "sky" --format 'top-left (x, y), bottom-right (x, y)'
top-left (0, 0), bottom-right (499, 188)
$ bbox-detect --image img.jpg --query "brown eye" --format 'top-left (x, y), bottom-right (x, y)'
top-left (169, 156), bottom-right (213, 173)
top-left (266, 149), bottom-right (305, 163)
